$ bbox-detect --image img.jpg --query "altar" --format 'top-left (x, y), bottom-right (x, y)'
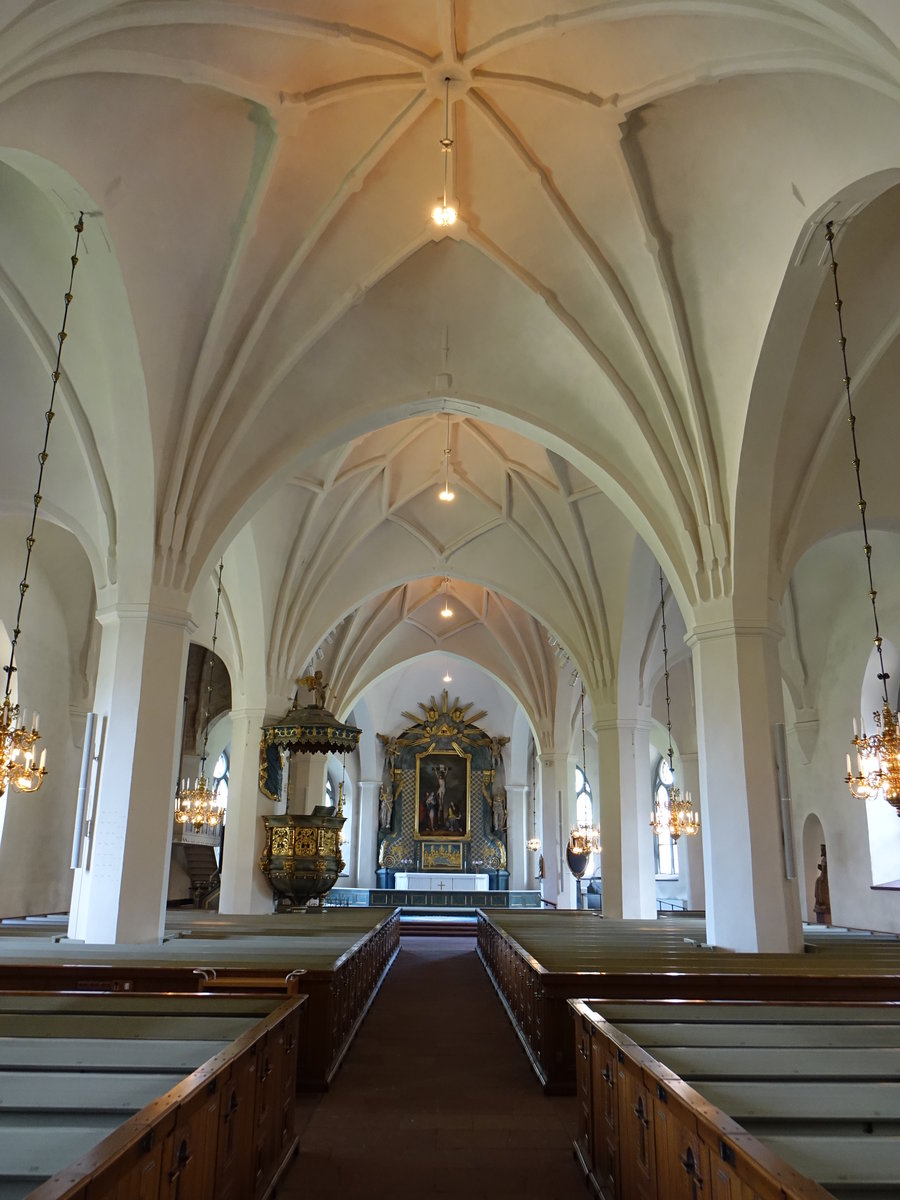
top-left (394, 871), bottom-right (489, 892)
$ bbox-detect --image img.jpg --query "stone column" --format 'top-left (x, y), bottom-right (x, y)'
top-left (68, 600), bottom-right (192, 944)
top-left (505, 783), bottom-right (528, 890)
top-left (288, 753), bottom-right (329, 814)
top-left (356, 779), bottom-right (380, 889)
top-left (617, 712), bottom-right (657, 918)
top-left (593, 715), bottom-right (624, 918)
top-left (679, 751), bottom-right (706, 911)
top-left (540, 753), bottom-right (577, 908)
top-left (218, 707), bottom-right (272, 915)
top-left (686, 617), bottom-right (803, 952)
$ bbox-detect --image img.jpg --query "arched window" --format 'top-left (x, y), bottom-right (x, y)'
top-left (575, 763), bottom-right (593, 827)
top-left (653, 756), bottom-right (679, 877)
top-left (325, 776), bottom-right (334, 806)
top-left (212, 751), bottom-right (229, 811)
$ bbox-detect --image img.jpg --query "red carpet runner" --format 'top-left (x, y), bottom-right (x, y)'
top-left (279, 935), bottom-right (582, 1199)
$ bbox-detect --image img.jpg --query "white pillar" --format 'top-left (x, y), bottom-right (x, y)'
top-left (218, 707), bottom-right (272, 915)
top-left (540, 753), bottom-right (576, 909)
top-left (617, 713), bottom-right (657, 918)
top-left (68, 601), bottom-right (191, 944)
top-left (288, 753), bottom-right (329, 814)
top-left (505, 783), bottom-right (528, 890)
top-left (687, 618), bottom-right (803, 952)
top-left (356, 779), bottom-right (379, 888)
top-left (679, 751), bottom-right (706, 911)
top-left (594, 717), bottom-right (623, 918)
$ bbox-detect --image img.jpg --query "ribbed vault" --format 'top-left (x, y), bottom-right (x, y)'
top-left (4, 1), bottom-right (898, 616)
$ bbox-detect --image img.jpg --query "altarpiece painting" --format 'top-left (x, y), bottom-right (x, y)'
top-left (377, 692), bottom-right (509, 877)
top-left (415, 749), bottom-right (470, 838)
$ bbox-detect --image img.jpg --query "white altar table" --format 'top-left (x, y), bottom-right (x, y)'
top-left (394, 872), bottom-right (489, 892)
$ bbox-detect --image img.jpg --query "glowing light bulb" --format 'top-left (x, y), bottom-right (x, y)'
top-left (432, 203), bottom-right (457, 227)
top-left (442, 671), bottom-right (452, 683)
top-left (440, 603), bottom-right (453, 618)
top-left (438, 485), bottom-right (454, 502)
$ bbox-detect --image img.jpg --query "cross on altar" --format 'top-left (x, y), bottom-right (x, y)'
top-left (438, 881), bottom-right (446, 891)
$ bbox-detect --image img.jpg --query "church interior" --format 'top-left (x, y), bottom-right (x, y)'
top-left (1, 3), bottom-right (899, 1198)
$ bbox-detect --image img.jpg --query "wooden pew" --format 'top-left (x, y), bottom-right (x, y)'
top-left (570, 998), bottom-right (900, 1200)
top-left (476, 910), bottom-right (900, 1093)
top-left (0, 906), bottom-right (401, 1089)
top-left (0, 992), bottom-right (304, 1200)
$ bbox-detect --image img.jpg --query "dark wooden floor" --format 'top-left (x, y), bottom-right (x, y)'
top-left (279, 935), bottom-right (582, 1199)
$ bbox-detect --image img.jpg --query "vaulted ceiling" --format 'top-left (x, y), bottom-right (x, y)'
top-left (1, 1), bottom-right (899, 724)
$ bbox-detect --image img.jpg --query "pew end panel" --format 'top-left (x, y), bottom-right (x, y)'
top-left (8, 996), bottom-right (305, 1200)
top-left (569, 998), bottom-right (897, 1200)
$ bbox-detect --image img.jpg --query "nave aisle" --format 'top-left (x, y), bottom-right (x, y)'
top-left (281, 936), bottom-right (581, 1199)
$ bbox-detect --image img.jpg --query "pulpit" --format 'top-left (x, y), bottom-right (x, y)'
top-left (259, 807), bottom-right (345, 911)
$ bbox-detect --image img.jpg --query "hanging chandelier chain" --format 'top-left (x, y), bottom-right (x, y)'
top-left (825, 221), bottom-right (889, 705)
top-left (658, 566), bottom-right (675, 773)
top-left (580, 682), bottom-right (587, 777)
top-left (441, 77), bottom-right (453, 206)
top-left (651, 566), bottom-right (699, 842)
top-left (4, 213), bottom-right (84, 702)
top-left (199, 560), bottom-right (224, 774)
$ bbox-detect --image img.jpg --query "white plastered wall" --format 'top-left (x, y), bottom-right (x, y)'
top-left (0, 520), bottom-right (96, 917)
top-left (786, 531), bottom-right (900, 932)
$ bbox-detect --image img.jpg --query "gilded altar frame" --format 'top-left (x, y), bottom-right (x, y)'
top-left (414, 748), bottom-right (471, 839)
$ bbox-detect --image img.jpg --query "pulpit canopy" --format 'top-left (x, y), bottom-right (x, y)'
top-left (262, 703), bottom-right (361, 756)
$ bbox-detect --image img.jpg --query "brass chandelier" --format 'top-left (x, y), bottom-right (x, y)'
top-left (827, 223), bottom-right (900, 815)
top-left (568, 683), bottom-right (601, 859)
top-left (650, 568), bottom-right (699, 843)
top-left (1, 213), bottom-right (85, 797)
top-left (175, 560), bottom-right (226, 830)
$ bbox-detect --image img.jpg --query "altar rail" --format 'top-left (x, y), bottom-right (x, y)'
top-left (0, 907), bottom-right (401, 1089)
top-left (570, 998), bottom-right (900, 1200)
top-left (1, 993), bottom-right (303, 1200)
top-left (476, 910), bottom-right (900, 1093)
top-left (368, 889), bottom-right (534, 908)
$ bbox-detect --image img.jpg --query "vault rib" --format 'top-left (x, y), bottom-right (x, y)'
top-left (465, 223), bottom-right (702, 580)
top-left (437, 0), bottom-right (460, 66)
top-left (616, 114), bottom-right (728, 578)
top-left (0, 49), bottom-right (279, 107)
top-left (281, 467), bottom-right (388, 673)
top-left (270, 489), bottom-right (330, 679)
top-left (0, 2), bottom-right (434, 86)
top-left (171, 161), bottom-right (431, 577)
top-left (467, 88), bottom-right (706, 524)
top-left (462, 1), bottom-right (857, 71)
top-left (511, 469), bottom-right (610, 686)
top-left (159, 104), bottom-right (281, 558)
top-left (283, 74), bottom-right (423, 110)
top-left (0, 264), bottom-right (117, 580)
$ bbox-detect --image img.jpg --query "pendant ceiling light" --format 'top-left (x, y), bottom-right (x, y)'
top-left (439, 577), bottom-right (453, 619)
top-left (175, 560), bottom-right (226, 831)
top-left (650, 568), bottom-right (700, 842)
top-left (431, 77), bottom-right (457, 227)
top-left (438, 413), bottom-right (455, 502)
top-left (0, 213), bottom-right (85, 798)
top-left (829, 222), bottom-right (900, 814)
